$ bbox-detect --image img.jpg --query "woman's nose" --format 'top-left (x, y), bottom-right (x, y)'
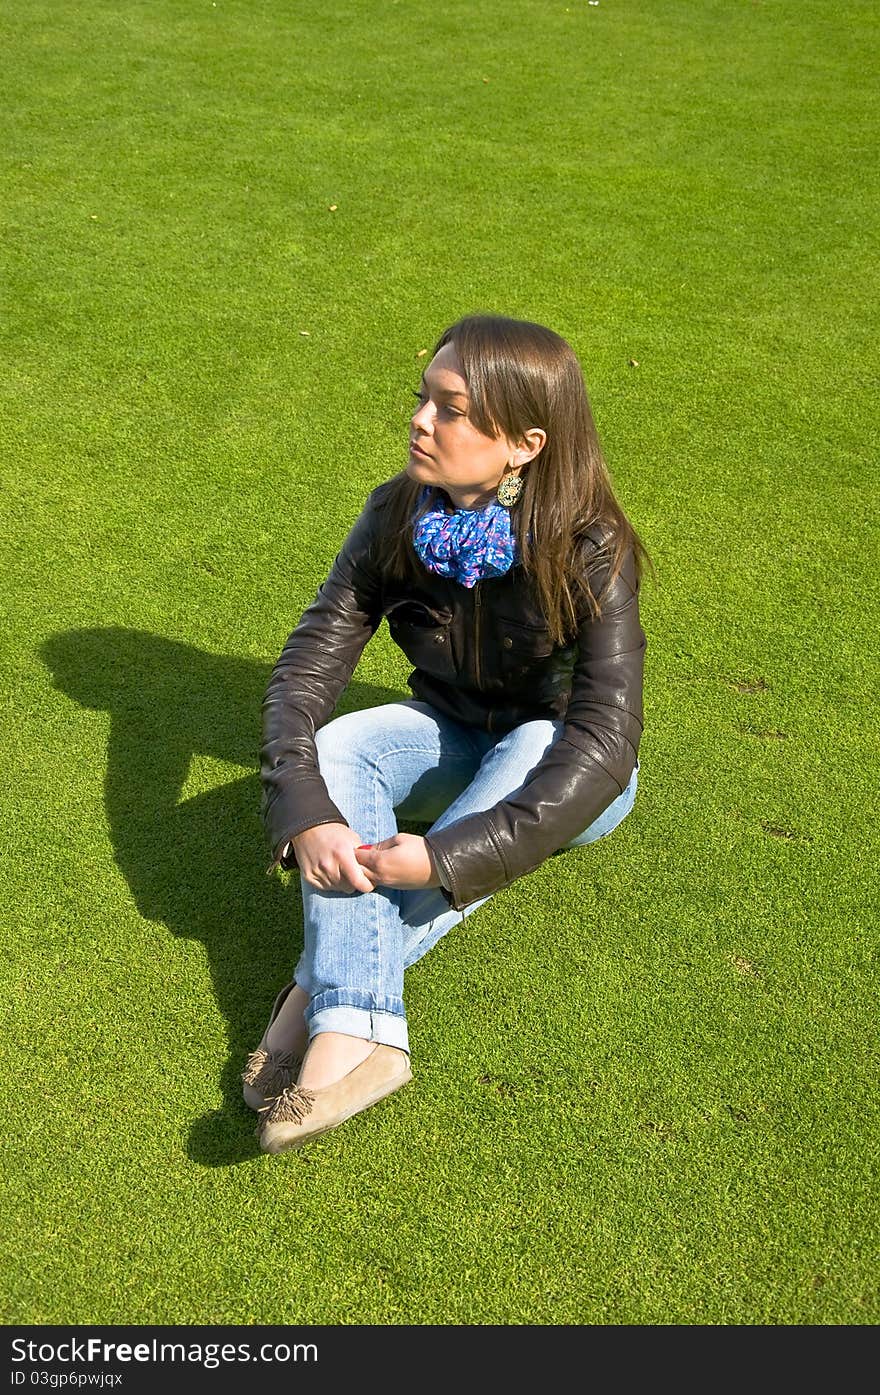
top-left (411, 401), bottom-right (433, 431)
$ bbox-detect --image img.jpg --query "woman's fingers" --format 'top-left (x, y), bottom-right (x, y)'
top-left (298, 833), bottom-right (416, 893)
top-left (344, 855), bottom-right (376, 894)
top-left (302, 833), bottom-right (433, 893)
top-left (293, 824), bottom-right (376, 893)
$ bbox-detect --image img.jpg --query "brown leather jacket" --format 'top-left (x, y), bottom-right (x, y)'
top-left (261, 480), bottom-right (647, 911)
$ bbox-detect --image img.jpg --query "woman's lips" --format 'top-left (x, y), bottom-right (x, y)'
top-left (409, 441), bottom-right (431, 458)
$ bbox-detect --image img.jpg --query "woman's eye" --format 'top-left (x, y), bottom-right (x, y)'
top-left (411, 390), bottom-right (462, 417)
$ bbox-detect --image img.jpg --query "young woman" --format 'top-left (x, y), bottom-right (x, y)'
top-left (246, 313), bottom-right (652, 1154)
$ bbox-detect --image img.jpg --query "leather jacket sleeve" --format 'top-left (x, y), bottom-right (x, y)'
top-left (423, 539), bottom-right (646, 911)
top-left (260, 489), bottom-right (385, 874)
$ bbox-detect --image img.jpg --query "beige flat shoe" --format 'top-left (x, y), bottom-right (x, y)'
top-left (257, 1044), bottom-right (413, 1154)
top-left (241, 979), bottom-right (305, 1111)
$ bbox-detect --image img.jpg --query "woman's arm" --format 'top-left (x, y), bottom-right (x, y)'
top-left (423, 538), bottom-right (647, 911)
top-left (260, 487), bottom-right (386, 874)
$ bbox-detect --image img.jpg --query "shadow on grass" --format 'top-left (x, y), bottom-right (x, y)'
top-left (41, 627), bottom-right (423, 1167)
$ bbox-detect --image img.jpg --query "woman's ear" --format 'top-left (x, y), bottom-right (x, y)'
top-left (512, 427), bottom-right (546, 466)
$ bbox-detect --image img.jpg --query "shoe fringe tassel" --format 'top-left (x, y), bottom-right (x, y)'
top-left (241, 1048), bottom-right (300, 1100)
top-left (257, 1084), bottom-right (316, 1132)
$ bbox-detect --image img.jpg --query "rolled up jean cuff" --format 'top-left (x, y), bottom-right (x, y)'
top-left (304, 988), bottom-right (410, 1053)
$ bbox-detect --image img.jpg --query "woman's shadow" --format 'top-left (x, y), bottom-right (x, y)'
top-left (41, 627), bottom-right (415, 1166)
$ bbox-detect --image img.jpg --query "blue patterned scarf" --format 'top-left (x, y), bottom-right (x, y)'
top-left (412, 486), bottom-right (521, 589)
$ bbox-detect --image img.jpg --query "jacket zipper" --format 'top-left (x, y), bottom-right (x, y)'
top-left (474, 583), bottom-right (483, 689)
top-left (474, 583), bottom-right (494, 733)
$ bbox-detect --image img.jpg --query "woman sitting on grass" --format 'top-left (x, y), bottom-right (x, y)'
top-left (246, 311), bottom-right (652, 1154)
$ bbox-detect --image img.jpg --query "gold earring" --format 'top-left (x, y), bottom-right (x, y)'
top-left (497, 467), bottom-right (524, 508)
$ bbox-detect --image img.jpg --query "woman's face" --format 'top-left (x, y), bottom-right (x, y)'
top-left (407, 342), bottom-right (521, 511)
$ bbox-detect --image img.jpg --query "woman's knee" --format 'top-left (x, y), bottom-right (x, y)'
top-left (490, 718), bottom-right (562, 769)
top-left (315, 709), bottom-right (382, 768)
top-left (314, 703), bottom-right (428, 781)
top-left (313, 715), bottom-right (371, 805)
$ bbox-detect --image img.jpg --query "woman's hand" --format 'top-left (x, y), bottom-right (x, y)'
top-left (292, 824), bottom-right (376, 895)
top-left (354, 834), bottom-right (442, 892)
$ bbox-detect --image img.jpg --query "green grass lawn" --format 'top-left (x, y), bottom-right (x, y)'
top-left (2, 0), bottom-right (877, 1325)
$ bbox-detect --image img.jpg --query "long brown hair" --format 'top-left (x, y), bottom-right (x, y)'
top-left (377, 313), bottom-right (655, 646)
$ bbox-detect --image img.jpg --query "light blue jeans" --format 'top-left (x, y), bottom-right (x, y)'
top-left (293, 699), bottom-right (640, 1054)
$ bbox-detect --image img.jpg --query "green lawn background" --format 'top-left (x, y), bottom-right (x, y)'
top-left (1, 0), bottom-right (877, 1323)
